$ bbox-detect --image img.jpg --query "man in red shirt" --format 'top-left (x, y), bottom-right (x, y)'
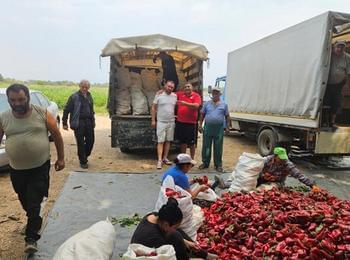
top-left (175, 83), bottom-right (202, 158)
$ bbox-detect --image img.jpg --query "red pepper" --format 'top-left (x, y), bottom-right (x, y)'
top-left (257, 231), bottom-right (270, 243)
top-left (337, 244), bottom-right (350, 251)
top-left (308, 222), bottom-right (317, 232)
top-left (246, 236), bottom-right (254, 249)
top-left (319, 239), bottom-right (336, 253)
top-left (329, 229), bottom-right (342, 241)
top-left (310, 247), bottom-right (334, 259)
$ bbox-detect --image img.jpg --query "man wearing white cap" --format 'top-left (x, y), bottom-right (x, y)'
top-left (198, 87), bottom-right (231, 172)
top-left (324, 40), bottom-right (350, 128)
top-left (161, 153), bottom-right (209, 198)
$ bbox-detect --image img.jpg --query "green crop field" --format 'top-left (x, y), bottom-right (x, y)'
top-left (0, 80), bottom-right (108, 114)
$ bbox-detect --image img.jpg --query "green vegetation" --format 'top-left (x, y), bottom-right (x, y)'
top-left (0, 79), bottom-right (108, 114)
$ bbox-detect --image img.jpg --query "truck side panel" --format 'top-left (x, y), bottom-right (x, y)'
top-left (225, 12), bottom-right (331, 121)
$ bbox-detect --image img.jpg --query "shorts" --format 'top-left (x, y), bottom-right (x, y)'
top-left (324, 81), bottom-right (345, 114)
top-left (175, 121), bottom-right (197, 146)
top-left (156, 121), bottom-right (175, 143)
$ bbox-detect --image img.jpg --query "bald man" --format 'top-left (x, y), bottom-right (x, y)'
top-left (63, 80), bottom-right (95, 168)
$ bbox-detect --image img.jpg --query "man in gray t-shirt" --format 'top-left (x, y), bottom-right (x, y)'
top-left (325, 40), bottom-right (350, 127)
top-left (0, 84), bottom-right (65, 254)
top-left (151, 80), bottom-right (177, 169)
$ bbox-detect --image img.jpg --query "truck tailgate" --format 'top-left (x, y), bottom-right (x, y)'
top-left (111, 115), bottom-right (156, 150)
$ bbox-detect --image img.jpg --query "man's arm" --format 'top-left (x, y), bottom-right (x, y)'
top-left (46, 112), bottom-right (65, 171)
top-left (225, 114), bottom-right (231, 128)
top-left (151, 103), bottom-right (157, 129)
top-left (287, 161), bottom-right (315, 188)
top-left (185, 185), bottom-right (208, 199)
top-left (224, 103), bottom-right (231, 131)
top-left (90, 94), bottom-right (96, 128)
top-left (177, 100), bottom-right (200, 109)
top-left (62, 95), bottom-right (74, 130)
top-left (198, 112), bottom-right (205, 133)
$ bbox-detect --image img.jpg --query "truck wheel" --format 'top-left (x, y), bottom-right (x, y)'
top-left (257, 129), bottom-right (277, 156)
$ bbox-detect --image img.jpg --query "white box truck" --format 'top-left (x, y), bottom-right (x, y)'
top-left (223, 11), bottom-right (350, 156)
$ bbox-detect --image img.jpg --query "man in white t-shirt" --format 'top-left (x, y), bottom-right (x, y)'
top-left (151, 80), bottom-right (177, 169)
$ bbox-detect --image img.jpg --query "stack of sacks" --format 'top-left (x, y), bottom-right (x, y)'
top-left (141, 69), bottom-right (161, 109)
top-left (130, 72), bottom-right (149, 115)
top-left (177, 71), bottom-right (187, 90)
top-left (115, 66), bottom-right (132, 115)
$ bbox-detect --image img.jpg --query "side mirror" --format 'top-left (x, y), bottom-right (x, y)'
top-left (207, 85), bottom-right (212, 94)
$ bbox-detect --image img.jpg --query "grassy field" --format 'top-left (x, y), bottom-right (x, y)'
top-left (0, 81), bottom-right (108, 114)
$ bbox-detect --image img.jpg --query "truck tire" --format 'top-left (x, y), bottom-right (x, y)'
top-left (257, 129), bottom-right (277, 156)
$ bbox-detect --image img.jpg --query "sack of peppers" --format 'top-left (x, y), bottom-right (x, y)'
top-left (197, 188), bottom-right (350, 259)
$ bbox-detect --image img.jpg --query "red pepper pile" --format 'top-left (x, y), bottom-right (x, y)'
top-left (197, 188), bottom-right (350, 259)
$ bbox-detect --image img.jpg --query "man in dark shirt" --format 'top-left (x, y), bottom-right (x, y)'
top-left (153, 51), bottom-right (179, 91)
top-left (62, 80), bottom-right (95, 169)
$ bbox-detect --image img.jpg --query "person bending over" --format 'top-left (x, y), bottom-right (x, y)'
top-left (161, 153), bottom-right (209, 198)
top-left (131, 198), bottom-right (217, 260)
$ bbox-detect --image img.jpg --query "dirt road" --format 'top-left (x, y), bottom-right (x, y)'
top-left (0, 114), bottom-right (256, 259)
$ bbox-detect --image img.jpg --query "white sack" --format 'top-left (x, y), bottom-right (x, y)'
top-left (130, 72), bottom-right (142, 87)
top-left (192, 204), bottom-right (204, 232)
top-left (131, 85), bottom-right (149, 115)
top-left (191, 183), bottom-right (218, 202)
top-left (141, 69), bottom-right (160, 91)
top-left (229, 153), bottom-right (265, 192)
top-left (116, 88), bottom-right (131, 115)
top-left (144, 90), bottom-right (157, 110)
top-left (122, 244), bottom-right (176, 260)
top-left (53, 219), bottom-right (116, 260)
top-left (178, 72), bottom-right (187, 90)
top-left (116, 66), bottom-right (131, 89)
top-left (155, 176), bottom-right (196, 241)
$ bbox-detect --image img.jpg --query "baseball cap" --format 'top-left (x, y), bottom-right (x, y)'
top-left (176, 153), bottom-right (197, 165)
top-left (334, 40), bottom-right (346, 47)
top-left (274, 147), bottom-right (288, 160)
top-left (212, 87), bottom-right (221, 93)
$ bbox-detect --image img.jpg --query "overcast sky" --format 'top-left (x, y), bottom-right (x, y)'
top-left (1, 0), bottom-right (350, 86)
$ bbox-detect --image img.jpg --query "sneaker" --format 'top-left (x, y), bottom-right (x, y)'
top-left (162, 158), bottom-right (172, 165)
top-left (156, 160), bottom-right (162, 169)
top-left (216, 166), bottom-right (224, 173)
top-left (198, 164), bottom-right (208, 170)
top-left (214, 175), bottom-right (226, 189)
top-left (24, 240), bottom-right (38, 254)
top-left (80, 163), bottom-right (88, 169)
